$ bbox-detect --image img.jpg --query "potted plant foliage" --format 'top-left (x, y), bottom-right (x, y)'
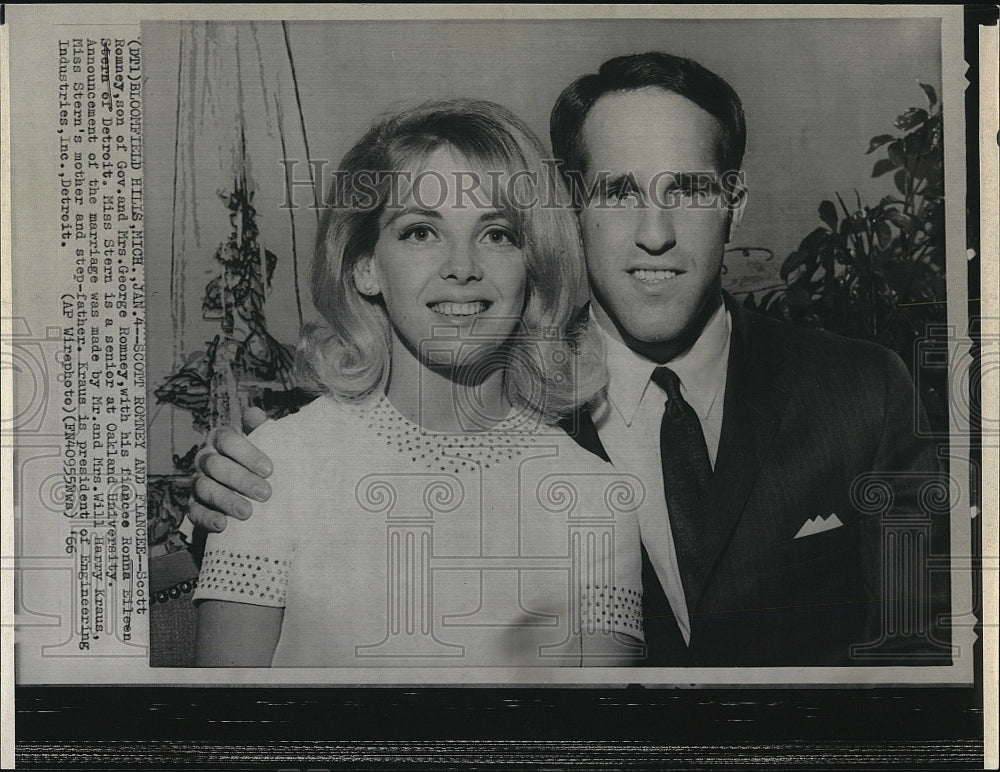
top-left (744, 84), bottom-right (948, 433)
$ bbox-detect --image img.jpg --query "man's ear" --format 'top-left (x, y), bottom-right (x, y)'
top-left (353, 257), bottom-right (381, 297)
top-left (724, 173), bottom-right (749, 243)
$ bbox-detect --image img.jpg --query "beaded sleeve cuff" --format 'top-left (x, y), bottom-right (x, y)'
top-left (193, 549), bottom-right (292, 608)
top-left (580, 583), bottom-right (644, 637)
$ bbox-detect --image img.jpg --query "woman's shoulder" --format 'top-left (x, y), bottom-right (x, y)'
top-left (247, 394), bottom-right (373, 456)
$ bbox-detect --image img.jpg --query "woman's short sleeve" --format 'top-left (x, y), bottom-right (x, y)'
top-left (535, 460), bottom-right (645, 644)
top-left (193, 545), bottom-right (292, 608)
top-left (580, 577), bottom-right (644, 639)
top-left (574, 474), bottom-right (645, 642)
top-left (192, 424), bottom-right (297, 609)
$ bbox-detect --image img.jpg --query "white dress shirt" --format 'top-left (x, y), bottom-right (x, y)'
top-left (590, 302), bottom-right (732, 643)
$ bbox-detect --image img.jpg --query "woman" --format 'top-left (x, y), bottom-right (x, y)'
top-left (193, 100), bottom-right (644, 667)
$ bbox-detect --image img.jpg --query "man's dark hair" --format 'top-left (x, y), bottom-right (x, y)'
top-left (550, 52), bottom-right (747, 181)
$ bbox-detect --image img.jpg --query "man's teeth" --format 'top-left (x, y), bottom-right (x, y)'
top-left (631, 269), bottom-right (680, 283)
top-left (429, 301), bottom-right (489, 316)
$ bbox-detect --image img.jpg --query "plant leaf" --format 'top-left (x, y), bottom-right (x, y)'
top-left (846, 211), bottom-right (868, 234)
top-left (798, 226), bottom-right (830, 255)
top-left (894, 168), bottom-right (908, 195)
top-left (875, 220), bottom-right (893, 249)
top-left (866, 134), bottom-right (896, 154)
top-left (894, 108), bottom-right (929, 131)
top-left (786, 286), bottom-right (812, 309)
top-left (887, 210), bottom-right (916, 234)
top-left (818, 200), bottom-right (838, 231)
top-left (872, 158), bottom-right (897, 177)
top-left (919, 82), bottom-right (937, 108)
top-left (264, 249), bottom-right (278, 285)
top-left (815, 241), bottom-right (834, 275)
top-left (887, 140), bottom-right (906, 167)
top-left (904, 126), bottom-right (931, 156)
top-left (780, 250), bottom-right (807, 281)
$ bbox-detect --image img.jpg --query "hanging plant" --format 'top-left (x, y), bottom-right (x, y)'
top-left (149, 169), bottom-right (310, 552)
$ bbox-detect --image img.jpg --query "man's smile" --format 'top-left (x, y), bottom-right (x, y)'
top-left (628, 268), bottom-right (684, 284)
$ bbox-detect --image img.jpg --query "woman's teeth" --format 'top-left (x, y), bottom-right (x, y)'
top-left (631, 269), bottom-right (680, 283)
top-left (428, 301), bottom-right (489, 316)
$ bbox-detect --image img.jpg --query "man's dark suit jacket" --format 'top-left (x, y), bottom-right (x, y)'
top-left (562, 295), bottom-right (952, 667)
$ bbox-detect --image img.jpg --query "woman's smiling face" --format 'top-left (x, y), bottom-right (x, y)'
top-left (360, 146), bottom-right (528, 370)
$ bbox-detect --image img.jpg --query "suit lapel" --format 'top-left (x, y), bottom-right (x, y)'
top-left (560, 300), bottom-right (788, 630)
top-left (684, 296), bottom-right (789, 614)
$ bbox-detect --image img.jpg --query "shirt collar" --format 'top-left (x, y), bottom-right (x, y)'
top-left (596, 301), bottom-right (732, 425)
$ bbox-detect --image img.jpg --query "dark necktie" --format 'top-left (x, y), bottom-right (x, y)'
top-left (642, 367), bottom-right (713, 661)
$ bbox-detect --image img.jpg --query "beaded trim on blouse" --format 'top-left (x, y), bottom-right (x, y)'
top-left (359, 394), bottom-right (543, 474)
top-left (197, 550), bottom-right (291, 607)
top-left (581, 584), bottom-right (643, 634)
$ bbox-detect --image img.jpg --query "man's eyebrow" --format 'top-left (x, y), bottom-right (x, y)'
top-left (661, 172), bottom-right (722, 190)
top-left (605, 172), bottom-right (637, 191)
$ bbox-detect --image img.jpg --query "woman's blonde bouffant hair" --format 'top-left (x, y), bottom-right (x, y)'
top-left (296, 99), bottom-right (606, 424)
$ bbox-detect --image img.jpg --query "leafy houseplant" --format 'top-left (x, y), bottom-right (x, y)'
top-left (148, 170), bottom-right (309, 554)
top-left (744, 83), bottom-right (947, 432)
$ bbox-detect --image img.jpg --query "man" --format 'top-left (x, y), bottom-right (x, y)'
top-left (186, 53), bottom-right (950, 666)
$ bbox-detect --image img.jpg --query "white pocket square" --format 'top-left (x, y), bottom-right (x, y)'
top-left (794, 513), bottom-right (844, 539)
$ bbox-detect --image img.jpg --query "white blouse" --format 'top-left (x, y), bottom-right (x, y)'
top-left (194, 394), bottom-right (645, 667)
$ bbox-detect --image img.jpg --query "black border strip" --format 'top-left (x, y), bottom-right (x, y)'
top-left (12, 740), bottom-right (989, 770)
top-left (15, 686), bottom-right (985, 768)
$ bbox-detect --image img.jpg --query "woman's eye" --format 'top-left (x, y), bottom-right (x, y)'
top-left (399, 225), bottom-right (438, 243)
top-left (481, 228), bottom-right (520, 248)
